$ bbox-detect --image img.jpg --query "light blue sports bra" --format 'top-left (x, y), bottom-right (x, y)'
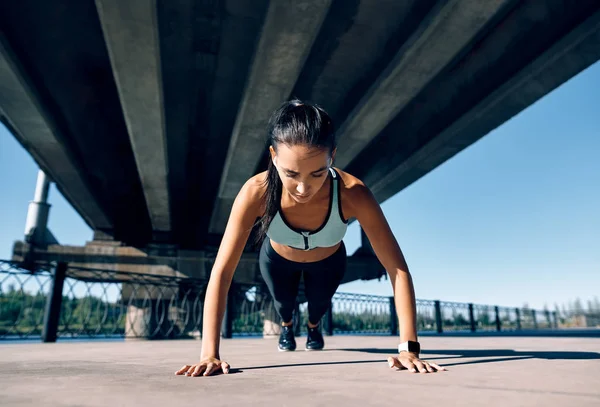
top-left (267, 168), bottom-right (348, 251)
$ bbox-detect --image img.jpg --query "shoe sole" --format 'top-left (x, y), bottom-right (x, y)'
top-left (304, 347), bottom-right (324, 351)
top-left (278, 347), bottom-right (296, 352)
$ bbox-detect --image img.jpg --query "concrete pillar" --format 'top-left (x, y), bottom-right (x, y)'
top-left (123, 282), bottom-right (181, 339)
top-left (262, 299), bottom-right (281, 337)
top-left (125, 299), bottom-right (176, 339)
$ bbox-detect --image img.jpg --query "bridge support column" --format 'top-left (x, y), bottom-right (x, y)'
top-left (263, 299), bottom-right (281, 338)
top-left (125, 299), bottom-right (177, 339)
top-left (124, 283), bottom-right (181, 340)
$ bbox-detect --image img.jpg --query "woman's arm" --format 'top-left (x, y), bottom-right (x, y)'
top-left (351, 185), bottom-right (417, 344)
top-left (200, 178), bottom-right (262, 359)
top-left (351, 183), bottom-right (445, 373)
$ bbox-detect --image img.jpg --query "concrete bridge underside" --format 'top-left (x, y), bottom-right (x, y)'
top-left (2, 0), bottom-right (600, 284)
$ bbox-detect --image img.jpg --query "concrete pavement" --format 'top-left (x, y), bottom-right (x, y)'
top-left (1, 335), bottom-right (599, 406)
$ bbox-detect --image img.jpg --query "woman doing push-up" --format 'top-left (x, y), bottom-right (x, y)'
top-left (176, 100), bottom-right (446, 376)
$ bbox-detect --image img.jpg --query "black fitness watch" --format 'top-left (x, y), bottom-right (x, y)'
top-left (398, 340), bottom-right (420, 356)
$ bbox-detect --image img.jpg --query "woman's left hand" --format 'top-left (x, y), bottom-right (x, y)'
top-left (387, 352), bottom-right (447, 373)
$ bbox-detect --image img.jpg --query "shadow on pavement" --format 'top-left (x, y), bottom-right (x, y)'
top-left (334, 347), bottom-right (600, 367)
top-left (226, 348), bottom-right (600, 372)
top-left (236, 359), bottom-right (383, 371)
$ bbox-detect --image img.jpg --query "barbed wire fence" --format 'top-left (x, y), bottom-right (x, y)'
top-left (1, 260), bottom-right (597, 341)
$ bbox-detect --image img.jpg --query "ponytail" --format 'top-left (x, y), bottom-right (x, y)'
top-left (254, 158), bottom-right (281, 246)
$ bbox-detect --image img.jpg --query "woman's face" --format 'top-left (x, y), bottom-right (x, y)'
top-left (270, 143), bottom-right (334, 204)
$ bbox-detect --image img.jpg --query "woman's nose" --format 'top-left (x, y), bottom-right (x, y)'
top-left (296, 183), bottom-right (307, 194)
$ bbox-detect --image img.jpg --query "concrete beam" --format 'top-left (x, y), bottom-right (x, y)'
top-left (12, 240), bottom-right (384, 286)
top-left (368, 8), bottom-right (600, 201)
top-left (95, 0), bottom-right (171, 233)
top-left (209, 0), bottom-right (332, 234)
top-left (0, 36), bottom-right (112, 230)
top-left (334, 0), bottom-right (511, 169)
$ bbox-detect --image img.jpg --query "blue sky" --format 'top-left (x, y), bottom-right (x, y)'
top-left (1, 61), bottom-right (599, 311)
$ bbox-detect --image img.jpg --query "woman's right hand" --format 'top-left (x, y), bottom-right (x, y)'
top-left (175, 356), bottom-right (230, 377)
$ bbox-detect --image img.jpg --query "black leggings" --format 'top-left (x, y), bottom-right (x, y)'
top-left (259, 238), bottom-right (347, 325)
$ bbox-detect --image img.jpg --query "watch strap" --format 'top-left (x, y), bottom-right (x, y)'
top-left (398, 340), bottom-right (420, 355)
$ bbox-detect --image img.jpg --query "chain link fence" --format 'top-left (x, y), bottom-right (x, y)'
top-left (2, 260), bottom-right (591, 341)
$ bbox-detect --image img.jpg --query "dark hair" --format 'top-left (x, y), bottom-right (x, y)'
top-left (254, 99), bottom-right (336, 246)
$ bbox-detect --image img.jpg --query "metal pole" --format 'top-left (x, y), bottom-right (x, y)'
top-left (495, 306), bottom-right (501, 331)
top-left (532, 309), bottom-right (538, 329)
top-left (294, 301), bottom-right (301, 336)
top-left (42, 262), bottom-right (67, 343)
top-left (389, 297), bottom-right (398, 336)
top-left (468, 303), bottom-right (475, 332)
top-left (434, 300), bottom-right (443, 334)
top-left (515, 308), bottom-right (521, 330)
top-left (324, 301), bottom-right (334, 336)
top-left (552, 311), bottom-right (558, 329)
top-left (221, 285), bottom-right (235, 339)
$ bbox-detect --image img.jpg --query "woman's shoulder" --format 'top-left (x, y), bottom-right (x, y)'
top-left (333, 167), bottom-right (368, 195)
top-left (238, 171), bottom-right (269, 213)
top-left (332, 167), bottom-right (373, 219)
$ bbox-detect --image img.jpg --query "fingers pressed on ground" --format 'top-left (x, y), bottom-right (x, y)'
top-left (430, 362), bottom-right (447, 371)
top-left (401, 359), bottom-right (417, 373)
top-left (175, 365), bottom-right (191, 375)
top-left (204, 363), bottom-right (215, 376)
top-left (414, 360), bottom-right (428, 373)
top-left (221, 362), bottom-right (230, 374)
top-left (191, 364), bottom-right (205, 377)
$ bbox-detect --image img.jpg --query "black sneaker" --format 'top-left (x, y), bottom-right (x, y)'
top-left (278, 325), bottom-right (296, 351)
top-left (305, 324), bottom-right (325, 351)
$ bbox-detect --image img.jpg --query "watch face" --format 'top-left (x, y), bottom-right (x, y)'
top-left (399, 341), bottom-right (420, 354)
top-left (408, 341), bottom-right (420, 353)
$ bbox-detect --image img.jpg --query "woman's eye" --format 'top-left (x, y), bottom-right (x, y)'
top-left (285, 172), bottom-right (325, 178)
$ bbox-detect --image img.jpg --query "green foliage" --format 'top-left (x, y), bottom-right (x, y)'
top-left (0, 287), bottom-right (125, 336)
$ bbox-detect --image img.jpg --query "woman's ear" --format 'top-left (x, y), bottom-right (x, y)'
top-left (269, 145), bottom-right (277, 167)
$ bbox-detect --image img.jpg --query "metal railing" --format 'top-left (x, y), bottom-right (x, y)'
top-left (1, 260), bottom-right (592, 341)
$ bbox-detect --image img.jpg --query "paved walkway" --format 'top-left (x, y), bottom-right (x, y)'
top-left (1, 335), bottom-right (599, 406)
